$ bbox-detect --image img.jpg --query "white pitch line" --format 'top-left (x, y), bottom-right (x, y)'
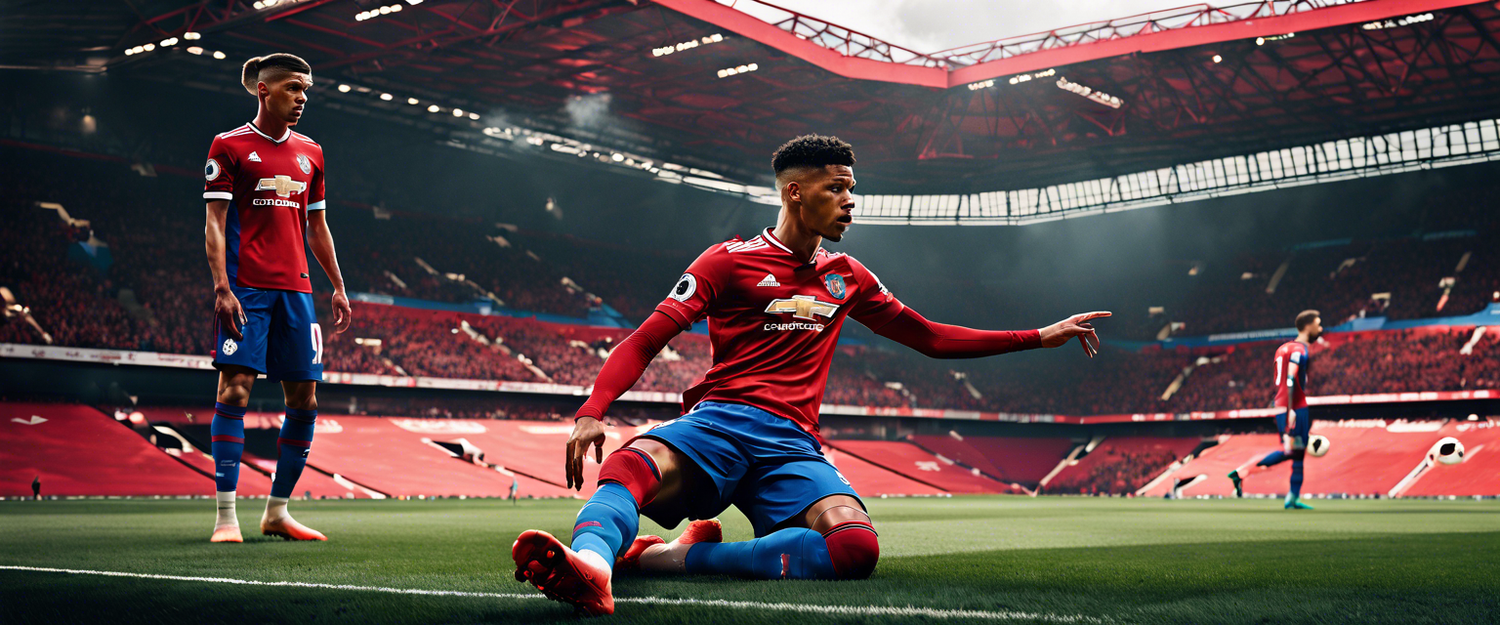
top-left (0, 565), bottom-right (1109, 623)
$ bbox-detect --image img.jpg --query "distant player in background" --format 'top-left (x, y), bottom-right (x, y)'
top-left (31, 475), bottom-right (40, 500)
top-left (511, 135), bottom-right (1110, 615)
top-left (1229, 309), bottom-right (1322, 510)
top-left (203, 53), bottom-right (352, 542)
top-left (511, 475), bottom-right (520, 506)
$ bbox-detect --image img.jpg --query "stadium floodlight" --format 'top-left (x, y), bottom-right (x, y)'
top-left (427, 104), bottom-right (441, 113)
top-left (611, 153), bottom-right (624, 162)
top-left (967, 79), bottom-right (995, 91)
top-left (186, 46), bottom-right (203, 55)
top-left (253, 1), bottom-right (265, 9)
top-left (380, 93), bottom-right (393, 101)
top-left (468, 112), bottom-right (480, 120)
top-left (338, 84), bottom-right (352, 93)
top-left (184, 31), bottom-right (201, 40)
top-left (1212, 54), bottom-right (1223, 63)
top-left (452, 108), bottom-right (464, 117)
top-left (124, 48), bottom-right (136, 56)
top-left (407, 0), bottom-right (423, 4)
top-left (407, 97), bottom-right (419, 105)
top-left (653, 33), bottom-right (726, 58)
top-left (716, 62), bottom-right (759, 78)
top-left (143, 43), bottom-right (155, 52)
top-left (160, 37), bottom-right (178, 47)
top-left (212, 50), bottom-right (226, 60)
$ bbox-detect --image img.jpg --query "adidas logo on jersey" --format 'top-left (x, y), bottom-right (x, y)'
top-left (757, 274), bottom-right (780, 287)
top-left (248, 151), bottom-right (261, 162)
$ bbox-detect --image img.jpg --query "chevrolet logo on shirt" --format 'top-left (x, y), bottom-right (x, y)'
top-left (764, 295), bottom-right (839, 321)
top-left (256, 175), bottom-right (307, 198)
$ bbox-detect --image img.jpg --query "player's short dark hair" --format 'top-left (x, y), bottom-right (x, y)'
top-left (772, 135), bottom-right (855, 178)
top-left (1295, 309), bottom-right (1321, 331)
top-left (241, 53), bottom-right (312, 95)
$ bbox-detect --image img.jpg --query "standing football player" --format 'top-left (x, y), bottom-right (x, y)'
top-left (203, 53), bottom-right (351, 542)
top-left (511, 135), bottom-right (1109, 615)
top-left (1229, 309), bottom-right (1321, 509)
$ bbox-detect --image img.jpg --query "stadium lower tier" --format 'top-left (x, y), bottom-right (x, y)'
top-left (7, 402), bottom-right (1496, 499)
top-left (1140, 420), bottom-right (1500, 498)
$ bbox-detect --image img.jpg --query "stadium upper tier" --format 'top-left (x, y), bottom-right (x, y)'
top-left (11, 0), bottom-right (1500, 209)
top-left (2, 145), bottom-right (1499, 417)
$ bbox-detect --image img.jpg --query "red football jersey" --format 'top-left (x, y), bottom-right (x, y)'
top-left (1272, 340), bottom-right (1310, 409)
top-left (203, 123), bottom-right (325, 293)
top-left (655, 228), bottom-right (906, 434)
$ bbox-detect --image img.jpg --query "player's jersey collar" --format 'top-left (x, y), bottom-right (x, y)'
top-left (762, 227), bottom-right (822, 265)
top-left (245, 122), bottom-right (291, 145)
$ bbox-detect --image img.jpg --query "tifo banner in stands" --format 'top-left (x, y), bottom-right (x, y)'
top-left (3, 343), bottom-right (1493, 423)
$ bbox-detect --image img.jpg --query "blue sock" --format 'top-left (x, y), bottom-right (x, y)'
top-left (685, 528), bottom-right (837, 580)
top-left (210, 403), bottom-right (246, 492)
top-left (570, 483), bottom-right (638, 569)
top-left (1289, 458), bottom-right (1305, 499)
top-left (270, 408), bottom-right (316, 498)
top-left (1258, 450), bottom-right (1288, 467)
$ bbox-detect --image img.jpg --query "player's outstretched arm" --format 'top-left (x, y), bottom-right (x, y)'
top-left (871, 307), bottom-right (1109, 359)
top-left (566, 312), bottom-right (682, 489)
top-left (307, 211), bottom-right (351, 334)
top-left (205, 200), bottom-right (246, 341)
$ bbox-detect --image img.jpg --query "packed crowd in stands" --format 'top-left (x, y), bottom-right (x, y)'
top-left (3, 145), bottom-right (1499, 417)
top-left (1047, 443), bottom-right (1187, 495)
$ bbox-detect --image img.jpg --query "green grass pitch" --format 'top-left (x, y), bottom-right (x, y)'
top-left (2, 496), bottom-right (1497, 624)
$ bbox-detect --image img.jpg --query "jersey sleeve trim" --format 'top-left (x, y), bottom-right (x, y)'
top-left (205, 191), bottom-right (233, 201)
top-left (307, 200), bottom-right (327, 211)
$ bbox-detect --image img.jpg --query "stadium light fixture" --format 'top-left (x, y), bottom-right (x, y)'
top-left (143, 43), bottom-right (155, 52)
top-left (652, 33), bottom-right (725, 58)
top-left (184, 31), bottom-right (201, 40)
top-left (124, 48), bottom-right (136, 56)
top-left (1212, 54), bottom-right (1222, 63)
top-left (380, 93), bottom-right (394, 101)
top-left (967, 79), bottom-right (995, 91)
top-left (1363, 13), bottom-right (1433, 30)
top-left (452, 108), bottom-right (464, 117)
top-left (468, 112), bottom-right (480, 120)
top-left (160, 37), bottom-right (179, 47)
top-left (186, 46), bottom-right (204, 55)
top-left (338, 84), bottom-right (352, 93)
top-left (213, 50), bottom-right (227, 60)
top-left (407, 97), bottom-right (419, 105)
top-left (427, 104), bottom-right (441, 113)
top-left (715, 63), bottom-right (758, 79)
top-left (357, 2), bottom-right (406, 21)
top-left (253, 1), bottom-right (264, 9)
top-left (1056, 76), bottom-right (1122, 109)
top-left (1004, 68), bottom-right (1055, 86)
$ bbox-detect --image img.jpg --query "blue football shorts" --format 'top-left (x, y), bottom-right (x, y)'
top-left (635, 401), bottom-right (862, 538)
top-left (213, 286), bottom-right (324, 383)
top-left (1276, 407), bottom-right (1311, 449)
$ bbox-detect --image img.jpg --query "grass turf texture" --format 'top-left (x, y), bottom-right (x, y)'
top-left (1, 497), bottom-right (1497, 624)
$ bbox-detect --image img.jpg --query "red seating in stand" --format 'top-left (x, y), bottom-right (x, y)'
top-left (0, 403), bottom-right (210, 497)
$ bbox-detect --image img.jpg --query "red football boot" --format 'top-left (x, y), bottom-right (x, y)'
top-left (618, 518), bottom-right (723, 572)
top-left (260, 514), bottom-right (327, 541)
top-left (512, 530), bottom-right (614, 616)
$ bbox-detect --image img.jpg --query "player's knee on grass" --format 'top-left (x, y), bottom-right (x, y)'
top-left (597, 447), bottom-right (662, 507)
top-left (809, 501), bottom-right (879, 580)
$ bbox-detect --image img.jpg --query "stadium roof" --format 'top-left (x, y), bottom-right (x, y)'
top-left (8, 0), bottom-right (1500, 201)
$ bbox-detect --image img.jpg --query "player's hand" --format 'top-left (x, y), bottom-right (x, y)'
top-left (331, 290), bottom-right (352, 334)
top-left (1039, 311), bottom-right (1111, 358)
top-left (1282, 434), bottom-right (1294, 455)
top-left (214, 287), bottom-right (247, 341)
top-left (566, 416), bottom-right (607, 491)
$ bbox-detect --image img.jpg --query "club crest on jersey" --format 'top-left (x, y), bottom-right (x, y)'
top-left (205, 159), bottom-right (221, 181)
top-left (297, 153), bottom-right (312, 174)
top-left (823, 273), bottom-right (846, 300)
top-left (256, 175), bottom-right (307, 198)
top-left (221, 339), bottom-right (238, 356)
top-left (247, 151), bottom-right (261, 163)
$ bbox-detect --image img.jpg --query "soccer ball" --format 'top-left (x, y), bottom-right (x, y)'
top-left (1429, 437), bottom-right (1465, 465)
top-left (1307, 435), bottom-right (1331, 457)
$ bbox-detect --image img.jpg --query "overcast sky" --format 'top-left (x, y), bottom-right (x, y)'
top-left (730, 0), bottom-right (1198, 52)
